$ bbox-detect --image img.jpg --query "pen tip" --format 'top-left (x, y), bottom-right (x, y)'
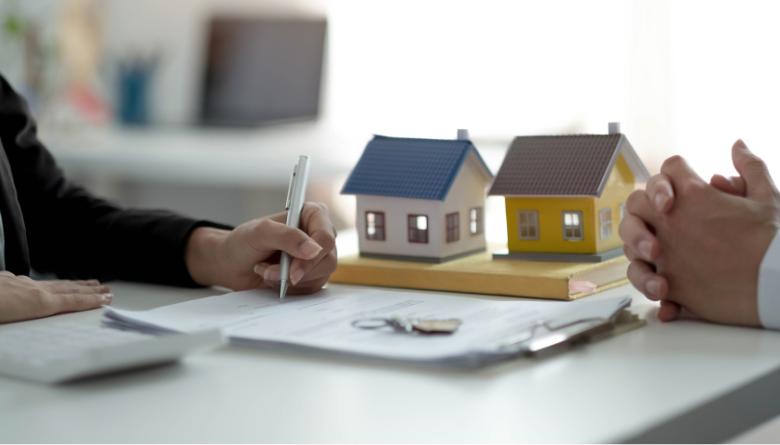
top-left (279, 280), bottom-right (288, 300)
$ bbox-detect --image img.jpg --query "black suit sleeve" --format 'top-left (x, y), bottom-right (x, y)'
top-left (0, 76), bottom-right (229, 286)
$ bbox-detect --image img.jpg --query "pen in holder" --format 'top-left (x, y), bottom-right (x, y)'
top-left (116, 53), bottom-right (159, 125)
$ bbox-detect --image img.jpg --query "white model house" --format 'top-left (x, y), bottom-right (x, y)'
top-left (341, 130), bottom-right (493, 262)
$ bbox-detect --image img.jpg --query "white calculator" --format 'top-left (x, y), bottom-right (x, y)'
top-left (0, 316), bottom-right (224, 384)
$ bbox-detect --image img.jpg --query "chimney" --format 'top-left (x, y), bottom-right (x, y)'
top-left (608, 122), bottom-right (621, 135)
top-left (457, 129), bottom-right (470, 140)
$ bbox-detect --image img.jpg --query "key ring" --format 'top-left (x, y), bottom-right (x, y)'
top-left (352, 317), bottom-right (417, 333)
top-left (351, 318), bottom-right (395, 330)
top-left (351, 317), bottom-right (461, 335)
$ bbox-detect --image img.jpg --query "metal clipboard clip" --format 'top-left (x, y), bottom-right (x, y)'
top-left (495, 296), bottom-right (643, 356)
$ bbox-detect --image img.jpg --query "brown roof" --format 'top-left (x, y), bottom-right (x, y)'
top-left (488, 134), bottom-right (649, 196)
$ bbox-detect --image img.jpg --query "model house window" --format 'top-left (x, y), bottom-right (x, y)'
top-left (469, 207), bottom-right (483, 235)
top-left (518, 210), bottom-right (539, 240)
top-left (599, 208), bottom-right (612, 240)
top-left (446, 212), bottom-right (460, 243)
top-left (365, 211), bottom-right (385, 241)
top-left (562, 211), bottom-right (583, 240)
top-left (408, 214), bottom-right (429, 244)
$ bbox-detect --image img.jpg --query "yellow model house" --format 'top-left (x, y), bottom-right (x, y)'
top-left (489, 123), bottom-right (649, 262)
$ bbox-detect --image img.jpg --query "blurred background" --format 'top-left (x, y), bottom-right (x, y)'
top-left (2, 0), bottom-right (779, 242)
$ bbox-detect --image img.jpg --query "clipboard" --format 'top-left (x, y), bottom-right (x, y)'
top-left (481, 296), bottom-right (645, 361)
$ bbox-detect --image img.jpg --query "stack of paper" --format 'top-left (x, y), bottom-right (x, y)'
top-left (104, 285), bottom-right (631, 367)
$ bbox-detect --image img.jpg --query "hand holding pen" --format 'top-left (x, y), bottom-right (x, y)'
top-left (183, 157), bottom-right (337, 295)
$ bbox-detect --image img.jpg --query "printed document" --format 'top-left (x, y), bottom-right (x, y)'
top-left (104, 284), bottom-right (629, 365)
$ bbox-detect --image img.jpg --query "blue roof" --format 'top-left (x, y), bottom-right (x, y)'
top-left (341, 135), bottom-right (492, 201)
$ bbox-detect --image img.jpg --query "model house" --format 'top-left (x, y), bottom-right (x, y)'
top-left (342, 130), bottom-right (493, 262)
top-left (489, 123), bottom-right (650, 262)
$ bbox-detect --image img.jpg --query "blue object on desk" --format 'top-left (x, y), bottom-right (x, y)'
top-left (117, 59), bottom-right (156, 125)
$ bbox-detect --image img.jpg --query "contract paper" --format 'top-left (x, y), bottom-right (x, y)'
top-left (104, 284), bottom-right (630, 366)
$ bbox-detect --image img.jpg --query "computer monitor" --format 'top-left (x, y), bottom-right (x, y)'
top-left (200, 16), bottom-right (327, 126)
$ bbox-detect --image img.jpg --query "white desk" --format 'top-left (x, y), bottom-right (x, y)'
top-left (2, 282), bottom-right (780, 442)
top-left (42, 123), bottom-right (360, 187)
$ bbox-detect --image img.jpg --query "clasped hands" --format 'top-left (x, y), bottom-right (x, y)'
top-left (619, 140), bottom-right (780, 326)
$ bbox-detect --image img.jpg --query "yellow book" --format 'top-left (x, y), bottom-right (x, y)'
top-left (330, 250), bottom-right (629, 300)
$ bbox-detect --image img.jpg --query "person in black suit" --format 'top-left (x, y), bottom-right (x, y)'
top-left (0, 75), bottom-right (337, 323)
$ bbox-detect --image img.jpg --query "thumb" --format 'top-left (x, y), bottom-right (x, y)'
top-left (732, 139), bottom-right (778, 202)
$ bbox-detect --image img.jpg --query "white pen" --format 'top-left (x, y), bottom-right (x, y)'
top-left (279, 155), bottom-right (310, 300)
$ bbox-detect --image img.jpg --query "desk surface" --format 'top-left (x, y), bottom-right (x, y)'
top-left (43, 123), bottom-right (361, 187)
top-left (2, 281), bottom-right (780, 443)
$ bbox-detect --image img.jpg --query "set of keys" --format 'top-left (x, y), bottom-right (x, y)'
top-left (352, 316), bottom-right (462, 335)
